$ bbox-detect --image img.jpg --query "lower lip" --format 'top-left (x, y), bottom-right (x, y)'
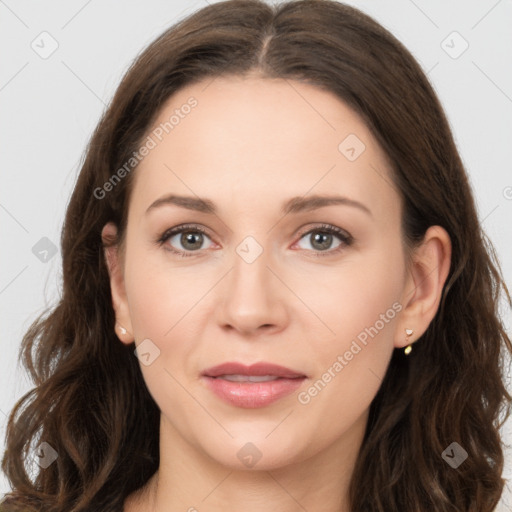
top-left (202, 376), bottom-right (306, 408)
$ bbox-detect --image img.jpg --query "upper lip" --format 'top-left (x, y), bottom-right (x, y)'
top-left (202, 362), bottom-right (307, 379)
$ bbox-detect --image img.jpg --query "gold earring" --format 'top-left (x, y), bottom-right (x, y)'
top-left (404, 328), bottom-right (413, 355)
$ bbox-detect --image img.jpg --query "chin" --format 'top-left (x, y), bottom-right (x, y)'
top-left (197, 431), bottom-right (313, 471)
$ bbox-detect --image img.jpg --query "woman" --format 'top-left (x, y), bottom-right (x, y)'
top-left (2, 0), bottom-right (511, 510)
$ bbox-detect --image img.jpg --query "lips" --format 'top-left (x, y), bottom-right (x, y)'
top-left (201, 362), bottom-right (307, 408)
top-left (202, 362), bottom-right (306, 379)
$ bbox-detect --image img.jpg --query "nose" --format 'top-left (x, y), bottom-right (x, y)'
top-left (215, 248), bottom-right (288, 337)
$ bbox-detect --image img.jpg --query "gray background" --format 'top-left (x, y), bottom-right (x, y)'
top-left (1, 0), bottom-right (511, 509)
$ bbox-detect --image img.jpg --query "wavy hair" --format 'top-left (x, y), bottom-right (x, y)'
top-left (2, 1), bottom-right (511, 510)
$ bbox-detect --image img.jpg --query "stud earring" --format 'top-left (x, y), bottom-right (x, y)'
top-left (404, 328), bottom-right (413, 355)
top-left (117, 324), bottom-right (127, 335)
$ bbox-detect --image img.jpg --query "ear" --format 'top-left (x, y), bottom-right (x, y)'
top-left (395, 225), bottom-right (452, 349)
top-left (102, 222), bottom-right (133, 345)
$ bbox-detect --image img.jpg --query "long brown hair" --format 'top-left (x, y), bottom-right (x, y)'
top-left (2, 1), bottom-right (511, 510)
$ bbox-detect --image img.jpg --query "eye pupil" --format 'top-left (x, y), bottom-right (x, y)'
top-left (311, 232), bottom-right (332, 250)
top-left (181, 232), bottom-right (203, 250)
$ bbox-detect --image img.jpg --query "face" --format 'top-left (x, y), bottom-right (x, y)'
top-left (106, 75), bottom-right (411, 470)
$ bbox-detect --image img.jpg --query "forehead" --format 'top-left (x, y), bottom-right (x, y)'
top-left (129, 75), bottom-right (399, 220)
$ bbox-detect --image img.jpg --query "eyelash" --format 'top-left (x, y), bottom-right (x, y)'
top-left (156, 223), bottom-right (354, 258)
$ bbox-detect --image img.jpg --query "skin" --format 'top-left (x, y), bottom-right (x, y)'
top-left (102, 74), bottom-right (451, 512)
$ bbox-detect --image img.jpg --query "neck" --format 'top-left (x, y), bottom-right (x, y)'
top-left (126, 411), bottom-right (368, 512)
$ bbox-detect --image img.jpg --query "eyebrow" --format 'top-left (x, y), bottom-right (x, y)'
top-left (145, 193), bottom-right (372, 217)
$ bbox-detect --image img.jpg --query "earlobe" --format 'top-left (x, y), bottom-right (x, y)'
top-left (395, 225), bottom-right (452, 349)
top-left (101, 222), bottom-right (134, 344)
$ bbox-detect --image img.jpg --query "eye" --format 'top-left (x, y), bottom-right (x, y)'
top-left (157, 224), bottom-right (214, 257)
top-left (294, 224), bottom-right (353, 256)
top-left (156, 222), bottom-right (353, 258)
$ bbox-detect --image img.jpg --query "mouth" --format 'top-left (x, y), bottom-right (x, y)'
top-left (201, 362), bottom-right (307, 408)
top-left (213, 374), bottom-right (288, 382)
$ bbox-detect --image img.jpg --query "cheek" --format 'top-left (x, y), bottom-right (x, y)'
top-left (304, 237), bottom-right (405, 345)
top-left (124, 246), bottom-right (201, 338)
top-left (123, 253), bottom-right (201, 415)
top-left (297, 242), bottom-right (404, 420)
top-left (123, 248), bottom-right (212, 383)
